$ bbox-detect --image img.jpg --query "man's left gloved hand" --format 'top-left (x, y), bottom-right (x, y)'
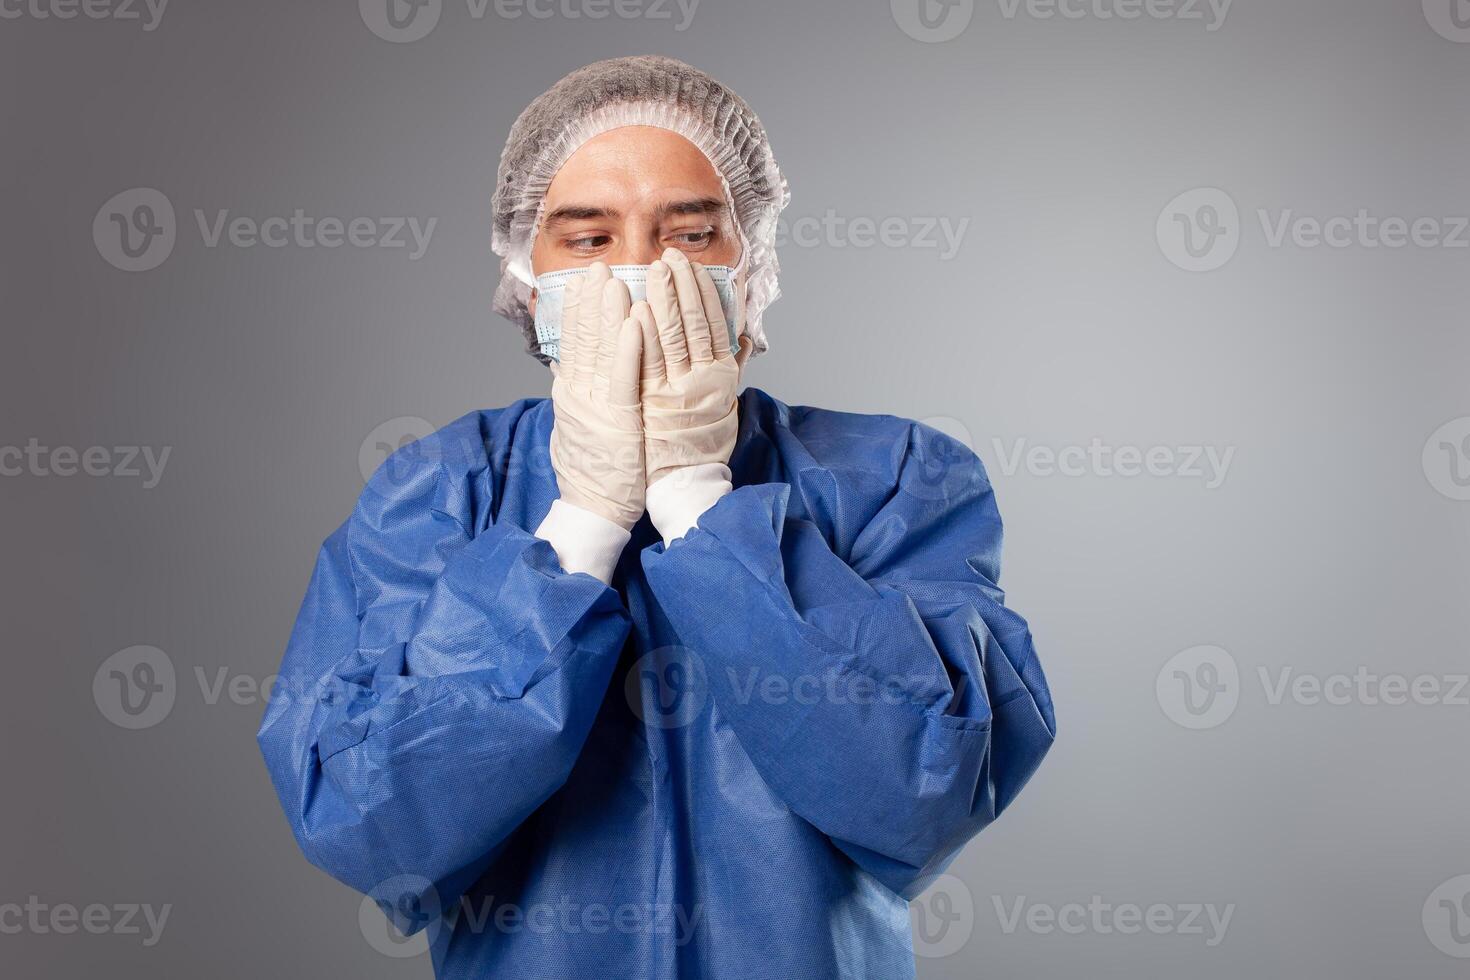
top-left (632, 248), bottom-right (751, 546)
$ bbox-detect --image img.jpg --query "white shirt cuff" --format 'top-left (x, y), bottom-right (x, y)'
top-left (646, 463), bottom-right (733, 547)
top-left (534, 498), bottom-right (631, 585)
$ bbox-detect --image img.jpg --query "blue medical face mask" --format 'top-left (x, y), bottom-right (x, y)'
top-left (532, 265), bottom-right (741, 362)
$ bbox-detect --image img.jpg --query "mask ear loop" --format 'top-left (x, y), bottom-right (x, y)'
top-left (522, 197), bottom-right (552, 338)
top-left (718, 174), bottom-right (751, 343)
top-left (526, 198), bottom-right (548, 283)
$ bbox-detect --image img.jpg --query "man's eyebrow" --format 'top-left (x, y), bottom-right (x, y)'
top-left (542, 204), bottom-right (620, 225)
top-left (656, 197), bottom-right (728, 219)
top-left (540, 198), bottom-right (728, 226)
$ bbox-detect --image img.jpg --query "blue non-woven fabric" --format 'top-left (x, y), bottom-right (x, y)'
top-left (257, 387), bottom-right (1055, 979)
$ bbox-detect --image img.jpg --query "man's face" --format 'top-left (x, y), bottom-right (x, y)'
top-left (529, 126), bottom-right (743, 277)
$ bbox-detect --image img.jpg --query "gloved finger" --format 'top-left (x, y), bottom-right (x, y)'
top-left (633, 301), bottom-right (663, 386)
top-left (609, 315), bottom-right (642, 411)
top-left (693, 262), bottom-right (731, 361)
top-left (595, 275), bottom-right (632, 394)
top-left (665, 248), bottom-right (713, 364)
top-left (558, 276), bottom-right (583, 381)
top-left (648, 257), bottom-right (689, 379)
top-left (735, 334), bottom-right (754, 371)
top-left (573, 263), bottom-right (611, 385)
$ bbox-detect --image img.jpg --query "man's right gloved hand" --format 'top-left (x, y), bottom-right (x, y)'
top-left (546, 262), bottom-right (646, 531)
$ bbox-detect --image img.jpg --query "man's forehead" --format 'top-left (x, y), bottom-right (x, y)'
top-left (543, 126), bottom-right (725, 205)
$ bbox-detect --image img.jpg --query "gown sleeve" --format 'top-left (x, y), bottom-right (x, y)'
top-left (640, 420), bottom-right (1056, 900)
top-left (257, 426), bottom-right (630, 933)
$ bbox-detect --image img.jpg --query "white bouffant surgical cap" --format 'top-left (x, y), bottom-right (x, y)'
top-left (491, 55), bottom-right (790, 363)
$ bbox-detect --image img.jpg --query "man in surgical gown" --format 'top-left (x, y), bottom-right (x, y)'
top-left (258, 55), bottom-right (1055, 979)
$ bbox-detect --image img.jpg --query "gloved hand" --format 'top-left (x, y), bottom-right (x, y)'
top-left (546, 263), bottom-right (645, 530)
top-left (634, 248), bottom-right (750, 545)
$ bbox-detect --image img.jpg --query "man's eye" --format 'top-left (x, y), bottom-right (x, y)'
top-left (566, 235), bottom-right (610, 252)
top-left (669, 230), bottom-right (714, 249)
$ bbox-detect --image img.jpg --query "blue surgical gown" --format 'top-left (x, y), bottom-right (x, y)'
top-left (258, 387), bottom-right (1055, 979)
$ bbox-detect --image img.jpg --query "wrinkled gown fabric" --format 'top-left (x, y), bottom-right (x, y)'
top-left (257, 387), bottom-right (1055, 980)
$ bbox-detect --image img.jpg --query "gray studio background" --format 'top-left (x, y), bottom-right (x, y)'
top-left (3, 0), bottom-right (1468, 977)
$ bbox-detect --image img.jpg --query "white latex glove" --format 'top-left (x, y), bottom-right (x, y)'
top-left (635, 248), bottom-right (751, 546)
top-left (536, 263), bottom-right (643, 582)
